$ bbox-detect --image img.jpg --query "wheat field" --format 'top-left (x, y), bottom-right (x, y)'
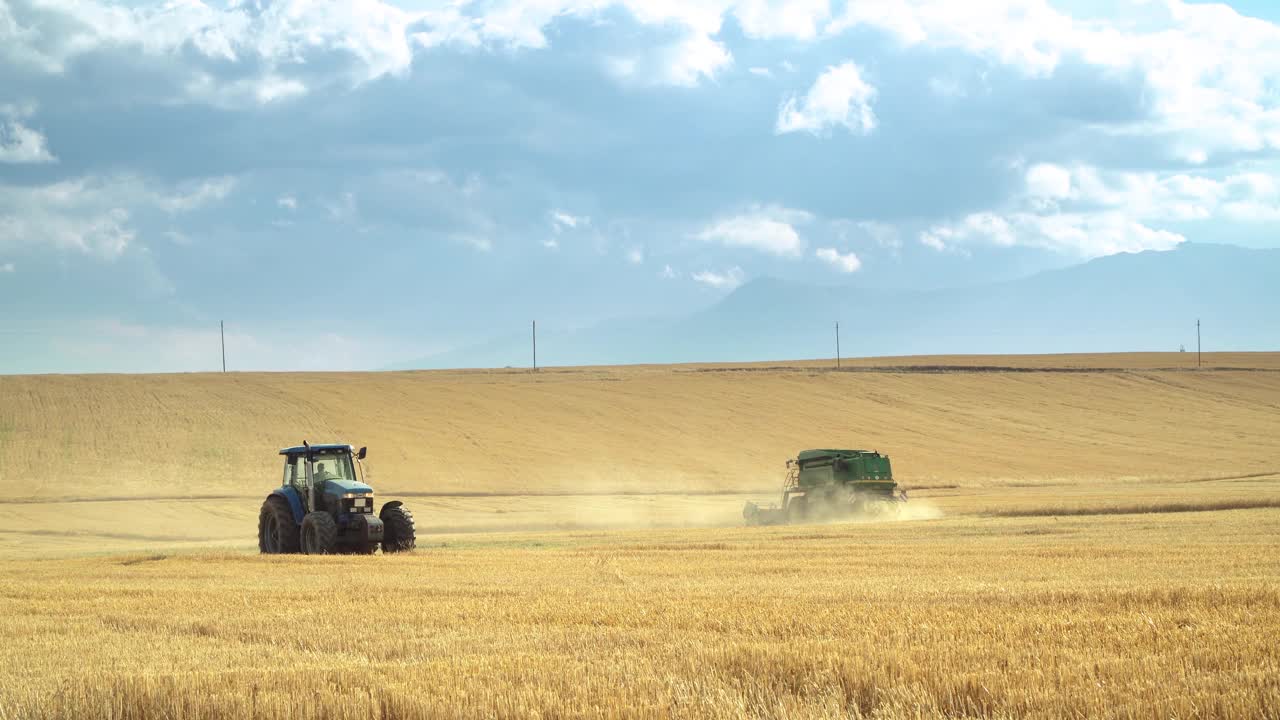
top-left (1, 353), bottom-right (1278, 718)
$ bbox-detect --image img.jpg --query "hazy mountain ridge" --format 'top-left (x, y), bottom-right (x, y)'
top-left (392, 243), bottom-right (1280, 369)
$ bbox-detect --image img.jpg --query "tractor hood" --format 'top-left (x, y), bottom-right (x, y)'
top-left (320, 478), bottom-right (374, 495)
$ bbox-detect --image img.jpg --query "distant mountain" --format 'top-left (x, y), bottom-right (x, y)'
top-left (389, 243), bottom-right (1280, 369)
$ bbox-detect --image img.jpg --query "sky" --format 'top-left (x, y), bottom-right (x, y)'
top-left (1, 0), bottom-right (1279, 373)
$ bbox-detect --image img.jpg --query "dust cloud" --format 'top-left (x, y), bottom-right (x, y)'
top-left (412, 489), bottom-right (944, 535)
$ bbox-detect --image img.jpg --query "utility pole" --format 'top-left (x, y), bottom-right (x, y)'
top-left (220, 320), bottom-right (226, 373)
top-left (532, 320), bottom-right (538, 371)
top-left (835, 322), bottom-right (841, 369)
top-left (1197, 319), bottom-right (1201, 369)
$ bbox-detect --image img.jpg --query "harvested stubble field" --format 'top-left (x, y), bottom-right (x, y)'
top-left (0, 352), bottom-right (1278, 718)
top-left (2, 509), bottom-right (1278, 720)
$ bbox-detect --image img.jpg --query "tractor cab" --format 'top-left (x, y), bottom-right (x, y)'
top-left (279, 443), bottom-right (372, 515)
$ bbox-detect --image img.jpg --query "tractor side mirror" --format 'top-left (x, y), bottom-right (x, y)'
top-left (357, 446), bottom-right (367, 460)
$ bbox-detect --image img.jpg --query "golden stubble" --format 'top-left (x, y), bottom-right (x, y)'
top-left (1, 507), bottom-right (1278, 720)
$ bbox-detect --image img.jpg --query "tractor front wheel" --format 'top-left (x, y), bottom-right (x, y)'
top-left (381, 504), bottom-right (416, 553)
top-left (300, 512), bottom-right (338, 555)
top-left (258, 497), bottom-right (300, 554)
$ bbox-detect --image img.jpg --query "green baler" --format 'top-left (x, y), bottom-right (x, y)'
top-left (743, 449), bottom-right (907, 525)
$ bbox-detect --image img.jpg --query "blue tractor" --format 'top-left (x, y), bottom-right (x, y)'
top-left (258, 441), bottom-right (416, 555)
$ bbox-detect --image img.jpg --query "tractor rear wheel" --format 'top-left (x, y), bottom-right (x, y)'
top-left (258, 497), bottom-right (300, 554)
top-left (381, 505), bottom-right (416, 553)
top-left (300, 512), bottom-right (338, 555)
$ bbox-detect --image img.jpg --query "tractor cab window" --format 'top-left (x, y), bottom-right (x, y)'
top-left (309, 452), bottom-right (356, 483)
top-left (285, 457), bottom-right (306, 490)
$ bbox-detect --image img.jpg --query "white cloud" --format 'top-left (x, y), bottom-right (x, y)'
top-left (608, 32), bottom-right (732, 87)
top-left (0, 0), bottom-right (425, 102)
top-left (692, 266), bottom-right (744, 290)
top-left (920, 212), bottom-right (1016, 252)
top-left (253, 75), bottom-right (308, 104)
top-left (0, 0), bottom-right (714, 103)
top-left (0, 174), bottom-right (234, 259)
top-left (660, 264), bottom-right (678, 279)
top-left (660, 33), bottom-right (732, 87)
top-left (828, 1), bottom-right (1068, 76)
top-left (159, 177), bottom-right (236, 213)
top-left (550, 210), bottom-right (589, 232)
top-left (776, 61), bottom-right (877, 135)
top-left (918, 229), bottom-right (948, 252)
top-left (920, 210), bottom-right (1185, 257)
top-left (626, 247), bottom-right (644, 264)
top-left (748, 66), bottom-right (772, 77)
top-left (815, 247), bottom-right (861, 272)
top-left (542, 238), bottom-right (559, 250)
top-left (924, 158), bottom-right (1280, 258)
top-left (1021, 163), bottom-right (1271, 222)
top-left (181, 71), bottom-right (310, 108)
top-left (0, 206), bottom-right (135, 258)
top-left (1025, 163), bottom-right (1072, 202)
top-left (2, 0), bottom-right (1277, 151)
top-left (0, 102), bottom-right (55, 164)
top-left (1030, 212), bottom-right (1185, 256)
top-left (826, 0), bottom-right (1280, 161)
top-left (277, 195), bottom-right (298, 211)
top-left (0, 118), bottom-right (56, 164)
top-left (695, 204), bottom-right (812, 256)
top-left (733, 0), bottom-right (830, 41)
top-left (0, 262), bottom-right (14, 273)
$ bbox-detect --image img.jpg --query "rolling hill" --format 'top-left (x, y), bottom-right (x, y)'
top-left (3, 352), bottom-right (1278, 502)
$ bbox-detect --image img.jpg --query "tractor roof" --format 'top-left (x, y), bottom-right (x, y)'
top-left (279, 443), bottom-right (353, 456)
top-left (797, 449), bottom-right (879, 463)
